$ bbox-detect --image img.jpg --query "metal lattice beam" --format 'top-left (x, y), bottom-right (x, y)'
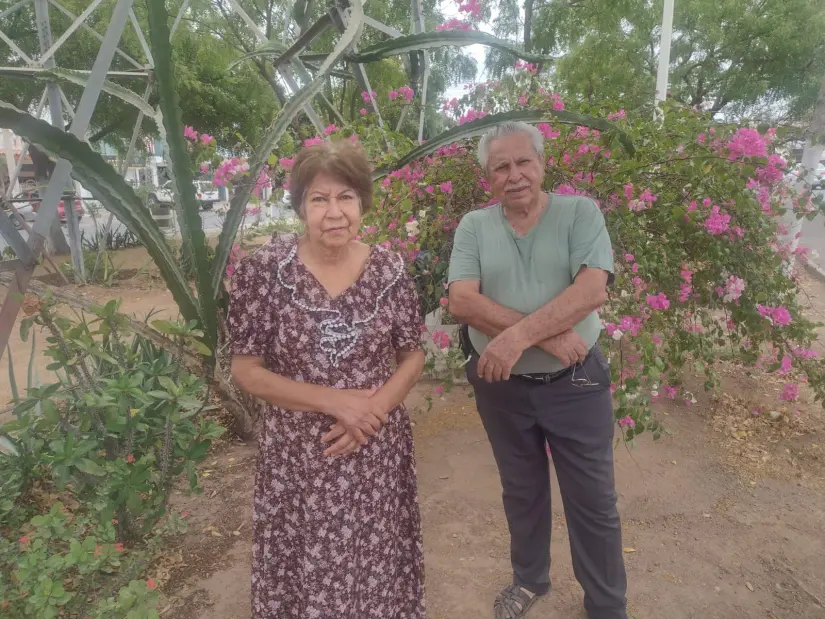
top-left (35, 0), bottom-right (82, 277)
top-left (47, 0), bottom-right (145, 70)
top-left (0, 0), bottom-right (138, 356)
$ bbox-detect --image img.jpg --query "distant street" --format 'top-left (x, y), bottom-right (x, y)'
top-left (0, 203), bottom-right (258, 254)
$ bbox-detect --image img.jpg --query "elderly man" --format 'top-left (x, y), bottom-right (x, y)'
top-left (448, 122), bottom-right (627, 619)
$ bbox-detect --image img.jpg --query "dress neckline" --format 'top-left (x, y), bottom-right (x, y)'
top-left (293, 238), bottom-right (376, 302)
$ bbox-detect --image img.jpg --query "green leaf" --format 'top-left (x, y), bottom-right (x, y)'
top-left (193, 340), bottom-right (212, 356)
top-left (211, 0), bottom-right (365, 295)
top-left (75, 458), bottom-right (106, 476)
top-left (350, 30), bottom-right (554, 65)
top-left (19, 317), bottom-right (32, 342)
top-left (7, 345), bottom-right (18, 403)
top-left (188, 439), bottom-right (211, 461)
top-left (0, 102), bottom-right (200, 327)
top-left (186, 460), bottom-right (198, 490)
top-left (146, 0), bottom-right (218, 354)
top-left (41, 400), bottom-right (61, 424)
top-left (374, 109), bottom-right (635, 179)
top-left (157, 376), bottom-right (178, 393)
top-left (0, 435), bottom-right (19, 457)
top-left (150, 319), bottom-right (177, 335)
top-left (40, 69), bottom-right (157, 119)
top-left (146, 390), bottom-right (173, 400)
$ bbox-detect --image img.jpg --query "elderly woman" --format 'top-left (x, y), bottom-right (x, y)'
top-left (229, 141), bottom-right (426, 619)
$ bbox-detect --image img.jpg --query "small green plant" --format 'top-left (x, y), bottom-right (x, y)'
top-left (81, 228), bottom-right (143, 252)
top-left (61, 249), bottom-right (122, 286)
top-left (0, 295), bottom-right (223, 616)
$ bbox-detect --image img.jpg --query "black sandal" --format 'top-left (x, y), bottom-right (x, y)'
top-left (494, 584), bottom-right (541, 619)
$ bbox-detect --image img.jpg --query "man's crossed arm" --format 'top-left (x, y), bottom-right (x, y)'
top-left (449, 267), bottom-right (608, 382)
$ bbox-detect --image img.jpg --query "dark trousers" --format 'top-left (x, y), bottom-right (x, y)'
top-left (467, 347), bottom-right (628, 619)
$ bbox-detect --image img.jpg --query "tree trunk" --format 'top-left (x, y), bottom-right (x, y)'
top-left (28, 146), bottom-right (71, 256)
top-left (524, 0), bottom-right (534, 53)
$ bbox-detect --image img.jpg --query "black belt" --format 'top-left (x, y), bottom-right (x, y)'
top-left (511, 349), bottom-right (594, 385)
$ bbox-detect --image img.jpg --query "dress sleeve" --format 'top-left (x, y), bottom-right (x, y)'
top-left (391, 267), bottom-right (424, 353)
top-left (227, 257), bottom-right (274, 357)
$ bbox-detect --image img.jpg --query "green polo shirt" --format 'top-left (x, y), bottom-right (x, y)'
top-left (447, 193), bottom-right (614, 375)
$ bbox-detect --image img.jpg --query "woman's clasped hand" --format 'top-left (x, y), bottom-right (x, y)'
top-left (322, 387), bottom-right (388, 456)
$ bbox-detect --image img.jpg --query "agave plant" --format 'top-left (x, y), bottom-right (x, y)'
top-left (0, 0), bottom-right (632, 435)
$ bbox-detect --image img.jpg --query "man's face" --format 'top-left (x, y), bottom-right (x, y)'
top-left (485, 133), bottom-right (545, 210)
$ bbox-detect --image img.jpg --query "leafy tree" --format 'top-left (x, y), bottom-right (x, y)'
top-left (486, 0), bottom-right (825, 124)
top-left (0, 0), bottom-right (277, 151)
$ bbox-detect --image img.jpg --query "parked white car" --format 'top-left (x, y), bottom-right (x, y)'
top-left (148, 180), bottom-right (219, 210)
top-left (814, 162), bottom-right (825, 189)
top-left (194, 181), bottom-right (220, 210)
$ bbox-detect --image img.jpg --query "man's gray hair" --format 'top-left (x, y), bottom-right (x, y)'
top-left (477, 122), bottom-right (544, 170)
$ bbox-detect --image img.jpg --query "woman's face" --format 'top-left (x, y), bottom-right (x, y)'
top-left (301, 172), bottom-right (362, 249)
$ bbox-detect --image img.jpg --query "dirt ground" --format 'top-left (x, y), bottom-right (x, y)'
top-left (3, 251), bottom-right (825, 619)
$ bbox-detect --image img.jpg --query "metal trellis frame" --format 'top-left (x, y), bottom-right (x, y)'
top-left (0, 0), bottom-right (433, 362)
top-left (0, 0), bottom-right (153, 355)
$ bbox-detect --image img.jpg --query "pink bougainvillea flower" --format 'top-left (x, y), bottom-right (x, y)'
top-left (607, 109), bottom-right (627, 121)
top-left (398, 86), bottom-right (414, 102)
top-left (183, 126), bottom-right (198, 141)
top-left (646, 293), bottom-right (670, 310)
top-left (723, 275), bottom-right (745, 302)
top-left (431, 329), bottom-right (451, 349)
top-left (618, 416), bottom-right (636, 429)
top-left (303, 136), bottom-right (324, 147)
top-left (360, 108), bottom-right (367, 116)
top-left (439, 181), bottom-right (453, 194)
top-left (757, 304), bottom-right (792, 326)
top-left (324, 124), bottom-right (338, 135)
top-left (704, 205), bottom-right (731, 235)
top-left (458, 0), bottom-right (482, 19)
top-left (727, 127), bottom-right (767, 160)
top-left (780, 383), bottom-right (799, 402)
top-left (436, 18), bottom-right (472, 31)
top-left (200, 133), bottom-right (214, 145)
top-left (537, 123), bottom-right (560, 140)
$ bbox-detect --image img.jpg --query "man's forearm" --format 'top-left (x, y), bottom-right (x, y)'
top-left (452, 292), bottom-right (572, 350)
top-left (511, 279), bottom-right (606, 349)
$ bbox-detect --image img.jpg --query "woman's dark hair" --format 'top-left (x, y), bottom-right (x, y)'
top-left (289, 141), bottom-right (373, 215)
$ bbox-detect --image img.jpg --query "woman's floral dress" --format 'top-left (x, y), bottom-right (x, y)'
top-left (227, 233), bottom-right (426, 619)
